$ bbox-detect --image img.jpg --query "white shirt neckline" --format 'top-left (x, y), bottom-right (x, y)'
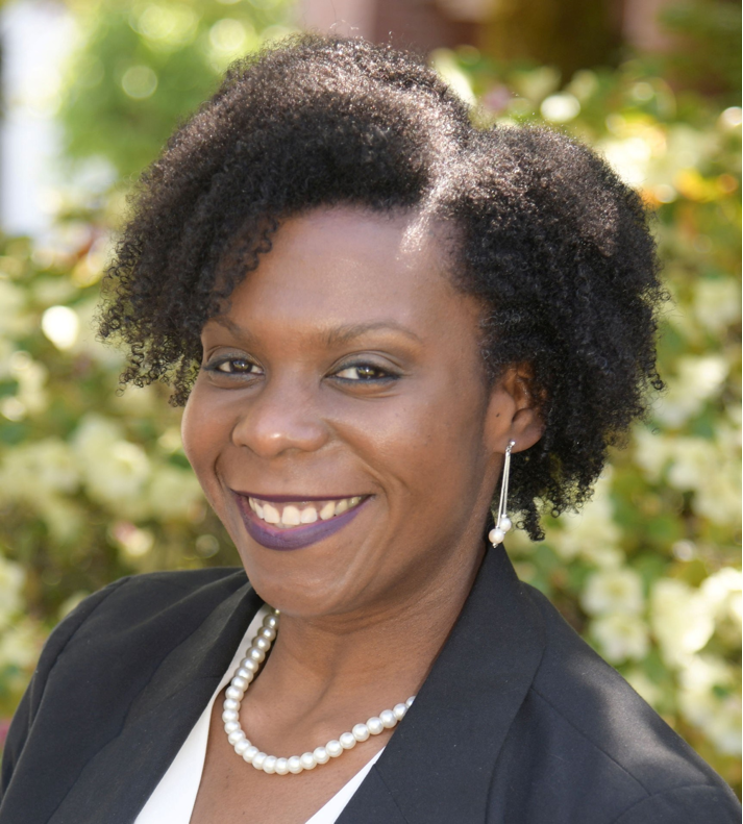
top-left (135, 604), bottom-right (383, 824)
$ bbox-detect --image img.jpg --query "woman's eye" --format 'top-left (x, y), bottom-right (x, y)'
top-left (206, 357), bottom-right (261, 375)
top-left (334, 364), bottom-right (394, 382)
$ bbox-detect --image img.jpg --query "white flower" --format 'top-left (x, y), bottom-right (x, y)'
top-left (73, 415), bottom-right (150, 510)
top-left (650, 579), bottom-right (715, 666)
top-left (72, 414), bottom-right (123, 461)
top-left (591, 613), bottom-right (649, 663)
top-left (85, 441), bottom-right (150, 507)
top-left (600, 136), bottom-right (652, 188)
top-left (581, 568), bottom-right (644, 616)
top-left (693, 460), bottom-right (741, 526)
top-left (551, 472), bottom-right (621, 565)
top-left (701, 568), bottom-right (742, 645)
top-left (111, 522), bottom-right (154, 560)
top-left (0, 438), bottom-right (79, 500)
top-left (633, 428), bottom-right (672, 482)
top-left (541, 93), bottom-right (580, 123)
top-left (693, 278), bottom-right (741, 334)
top-left (147, 466), bottom-right (204, 520)
top-left (9, 351), bottom-right (48, 415)
top-left (654, 355), bottom-right (728, 428)
top-left (0, 618), bottom-right (41, 670)
top-left (677, 655), bottom-right (741, 756)
top-left (634, 432), bottom-right (741, 528)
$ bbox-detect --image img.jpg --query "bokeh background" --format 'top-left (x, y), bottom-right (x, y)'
top-left (0, 0), bottom-right (739, 794)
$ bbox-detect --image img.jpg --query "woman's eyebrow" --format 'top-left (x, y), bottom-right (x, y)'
top-left (208, 315), bottom-right (422, 346)
top-left (324, 320), bottom-right (422, 347)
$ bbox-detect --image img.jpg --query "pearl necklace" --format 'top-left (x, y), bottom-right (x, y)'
top-left (222, 608), bottom-right (415, 775)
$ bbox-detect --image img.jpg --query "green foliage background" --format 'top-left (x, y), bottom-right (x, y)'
top-left (0, 0), bottom-right (740, 794)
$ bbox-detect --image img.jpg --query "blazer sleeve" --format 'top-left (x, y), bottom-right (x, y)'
top-left (0, 577), bottom-right (131, 801)
top-left (612, 785), bottom-right (741, 824)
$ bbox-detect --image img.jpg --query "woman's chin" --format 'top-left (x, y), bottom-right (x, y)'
top-left (242, 568), bottom-right (365, 618)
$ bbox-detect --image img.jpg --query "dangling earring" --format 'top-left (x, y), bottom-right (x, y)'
top-left (489, 440), bottom-right (515, 547)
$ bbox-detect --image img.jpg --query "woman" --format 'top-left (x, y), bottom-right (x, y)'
top-left (0, 35), bottom-right (739, 824)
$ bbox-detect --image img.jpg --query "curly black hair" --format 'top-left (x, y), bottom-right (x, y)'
top-left (99, 33), bottom-right (665, 540)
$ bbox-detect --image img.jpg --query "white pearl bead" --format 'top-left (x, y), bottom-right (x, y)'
top-left (241, 658), bottom-right (259, 673)
top-left (236, 667), bottom-right (253, 682)
top-left (252, 752), bottom-right (267, 770)
top-left (254, 636), bottom-right (270, 652)
top-left (248, 647), bottom-right (266, 663)
top-left (379, 709), bottom-right (396, 729)
top-left (223, 698), bottom-right (240, 711)
top-left (263, 614), bottom-right (279, 629)
top-left (489, 527), bottom-right (505, 545)
top-left (235, 739), bottom-right (251, 756)
top-left (259, 626), bottom-right (276, 641)
top-left (225, 686), bottom-right (244, 701)
top-left (313, 747), bottom-right (329, 765)
top-left (263, 755), bottom-right (277, 774)
top-left (325, 740), bottom-right (343, 758)
top-left (352, 723), bottom-right (370, 742)
top-left (222, 709), bottom-right (238, 723)
top-left (392, 703), bottom-right (407, 720)
top-left (232, 675), bottom-right (249, 691)
top-left (339, 732), bottom-right (356, 750)
top-left (287, 755), bottom-right (303, 774)
top-left (300, 752), bottom-right (317, 770)
top-left (228, 730), bottom-right (245, 745)
top-left (406, 696), bottom-right (415, 708)
top-left (243, 745), bottom-right (258, 763)
top-left (223, 721), bottom-right (240, 734)
top-left (499, 516), bottom-right (512, 532)
top-left (275, 757), bottom-right (289, 775)
top-left (366, 717), bottom-right (384, 736)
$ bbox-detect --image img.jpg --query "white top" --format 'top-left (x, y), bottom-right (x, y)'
top-left (136, 605), bottom-right (384, 824)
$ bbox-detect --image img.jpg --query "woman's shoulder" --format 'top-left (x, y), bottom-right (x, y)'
top-left (62, 566), bottom-right (248, 627)
top-left (501, 583), bottom-right (741, 822)
top-left (31, 566), bottom-right (251, 693)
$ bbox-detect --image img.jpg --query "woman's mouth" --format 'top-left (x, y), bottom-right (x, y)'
top-left (233, 492), bottom-right (370, 551)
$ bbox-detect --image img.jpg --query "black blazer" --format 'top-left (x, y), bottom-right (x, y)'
top-left (1, 546), bottom-right (739, 823)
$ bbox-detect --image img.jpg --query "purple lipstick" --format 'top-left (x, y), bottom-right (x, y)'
top-left (233, 492), bottom-right (370, 551)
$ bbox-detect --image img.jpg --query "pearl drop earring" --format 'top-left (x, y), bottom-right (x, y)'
top-left (489, 440), bottom-right (515, 547)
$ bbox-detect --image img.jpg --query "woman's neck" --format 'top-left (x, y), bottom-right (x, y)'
top-left (246, 538), bottom-right (486, 723)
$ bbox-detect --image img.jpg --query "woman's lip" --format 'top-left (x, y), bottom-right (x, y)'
top-left (233, 492), bottom-right (370, 551)
top-left (233, 491), bottom-right (365, 504)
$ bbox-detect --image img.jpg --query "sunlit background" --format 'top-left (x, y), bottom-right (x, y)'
top-left (0, 0), bottom-right (740, 794)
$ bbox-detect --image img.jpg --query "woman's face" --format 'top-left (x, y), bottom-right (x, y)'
top-left (182, 207), bottom-right (534, 620)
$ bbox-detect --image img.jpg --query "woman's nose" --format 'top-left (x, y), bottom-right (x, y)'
top-left (230, 377), bottom-right (330, 458)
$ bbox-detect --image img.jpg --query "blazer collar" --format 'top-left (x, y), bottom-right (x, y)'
top-left (338, 546), bottom-right (546, 824)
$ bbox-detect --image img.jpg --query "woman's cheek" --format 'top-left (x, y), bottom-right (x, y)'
top-left (181, 387), bottom-right (223, 490)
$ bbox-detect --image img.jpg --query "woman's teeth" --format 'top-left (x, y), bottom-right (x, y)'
top-left (247, 496), bottom-right (363, 529)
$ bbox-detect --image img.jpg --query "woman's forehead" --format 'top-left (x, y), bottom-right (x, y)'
top-left (208, 207), bottom-right (480, 347)
top-left (229, 208), bottom-right (448, 297)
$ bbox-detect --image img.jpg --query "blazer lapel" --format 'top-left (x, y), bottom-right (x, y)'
top-left (338, 547), bottom-right (546, 824)
top-left (49, 578), bottom-right (263, 824)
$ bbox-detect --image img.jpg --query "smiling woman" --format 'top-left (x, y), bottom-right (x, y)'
top-left (0, 34), bottom-right (739, 824)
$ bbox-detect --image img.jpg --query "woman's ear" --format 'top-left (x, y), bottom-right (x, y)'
top-left (483, 365), bottom-right (545, 455)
